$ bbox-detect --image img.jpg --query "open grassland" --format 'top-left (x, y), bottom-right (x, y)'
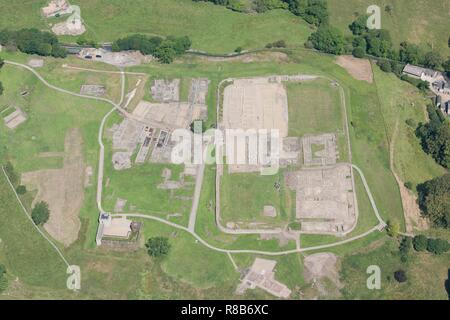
top-left (340, 237), bottom-right (450, 299)
top-left (0, 0), bottom-right (311, 54)
top-left (287, 78), bottom-right (343, 137)
top-left (0, 173), bottom-right (68, 292)
top-left (220, 168), bottom-right (294, 227)
top-left (328, 0), bottom-right (450, 56)
top-left (372, 66), bottom-right (446, 191)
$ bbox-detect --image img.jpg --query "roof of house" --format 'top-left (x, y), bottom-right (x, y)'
top-left (403, 64), bottom-right (426, 77)
top-left (403, 64), bottom-right (439, 78)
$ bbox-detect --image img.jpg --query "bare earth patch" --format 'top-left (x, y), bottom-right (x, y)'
top-left (335, 55), bottom-right (373, 83)
top-left (21, 128), bottom-right (85, 246)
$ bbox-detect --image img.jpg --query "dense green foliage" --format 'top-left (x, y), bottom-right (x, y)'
top-left (416, 105), bottom-right (450, 169)
top-left (417, 174), bottom-right (450, 228)
top-left (31, 201), bottom-right (50, 226)
top-left (15, 185), bottom-right (26, 195)
top-left (399, 237), bottom-right (412, 262)
top-left (112, 34), bottom-right (191, 63)
top-left (146, 237), bottom-right (171, 258)
top-left (0, 28), bottom-right (66, 58)
top-left (413, 235), bottom-right (428, 251)
top-left (0, 264), bottom-right (7, 293)
top-left (307, 26), bottom-right (345, 54)
top-left (426, 238), bottom-right (450, 255)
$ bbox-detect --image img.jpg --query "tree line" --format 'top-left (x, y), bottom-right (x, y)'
top-left (416, 105), bottom-right (450, 170)
top-left (112, 34), bottom-right (192, 64)
top-left (0, 28), bottom-right (67, 58)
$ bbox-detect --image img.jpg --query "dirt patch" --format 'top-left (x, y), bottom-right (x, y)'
top-left (21, 128), bottom-right (85, 246)
top-left (304, 252), bottom-right (341, 285)
top-left (335, 55), bottom-right (373, 83)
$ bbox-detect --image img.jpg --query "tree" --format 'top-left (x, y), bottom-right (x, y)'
top-left (352, 47), bottom-right (365, 58)
top-left (399, 236), bottom-right (412, 262)
top-left (387, 220), bottom-right (400, 237)
top-left (0, 276), bottom-right (7, 293)
top-left (146, 237), bottom-right (171, 258)
top-left (154, 45), bottom-right (176, 64)
top-left (16, 185), bottom-right (27, 195)
top-left (308, 26), bottom-right (345, 55)
top-left (349, 15), bottom-right (368, 36)
top-left (413, 235), bottom-right (428, 251)
top-left (234, 46), bottom-right (243, 53)
top-left (378, 60), bottom-right (392, 73)
top-left (427, 238), bottom-right (450, 255)
top-left (423, 51), bottom-right (443, 69)
top-left (394, 270), bottom-right (407, 283)
top-left (0, 81), bottom-right (3, 96)
top-left (417, 174), bottom-right (450, 228)
top-left (0, 264), bottom-right (7, 293)
top-left (31, 201), bottom-right (50, 225)
top-left (404, 181), bottom-right (413, 190)
top-left (399, 42), bottom-right (422, 64)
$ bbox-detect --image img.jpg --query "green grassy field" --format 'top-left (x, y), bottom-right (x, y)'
top-left (340, 237), bottom-right (450, 299)
top-left (0, 0), bottom-right (311, 54)
top-left (328, 0), bottom-right (450, 56)
top-left (372, 65), bottom-right (446, 192)
top-left (287, 78), bottom-right (343, 136)
top-left (220, 168), bottom-right (294, 227)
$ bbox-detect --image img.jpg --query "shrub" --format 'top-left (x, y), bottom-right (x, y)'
top-left (386, 220), bottom-right (400, 237)
top-left (404, 181), bottom-right (413, 190)
top-left (413, 235), bottom-right (428, 251)
top-left (405, 118), bottom-right (417, 128)
top-left (394, 270), bottom-right (407, 283)
top-left (427, 238), bottom-right (450, 255)
top-left (16, 185), bottom-right (27, 195)
top-left (234, 46), bottom-right (243, 53)
top-left (31, 201), bottom-right (50, 225)
top-left (378, 60), bottom-right (392, 72)
top-left (352, 47), bottom-right (365, 58)
top-left (146, 237), bottom-right (171, 258)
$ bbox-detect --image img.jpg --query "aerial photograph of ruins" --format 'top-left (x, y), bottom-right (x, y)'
top-left (0, 0), bottom-right (449, 306)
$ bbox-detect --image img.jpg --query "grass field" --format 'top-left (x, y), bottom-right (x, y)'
top-left (220, 168), bottom-right (294, 227)
top-left (0, 0), bottom-right (311, 54)
top-left (372, 66), bottom-right (446, 192)
top-left (328, 0), bottom-right (450, 56)
top-left (287, 78), bottom-right (343, 137)
top-left (340, 237), bottom-right (450, 299)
